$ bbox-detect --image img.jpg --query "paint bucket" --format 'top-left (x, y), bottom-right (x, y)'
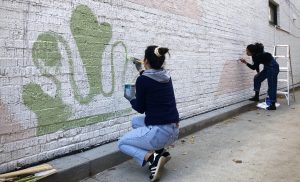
top-left (124, 84), bottom-right (135, 97)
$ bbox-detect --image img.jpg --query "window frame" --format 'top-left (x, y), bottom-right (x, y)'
top-left (269, 1), bottom-right (278, 26)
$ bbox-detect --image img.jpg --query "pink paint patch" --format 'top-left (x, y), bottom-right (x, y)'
top-left (216, 60), bottom-right (255, 96)
top-left (0, 101), bottom-right (11, 133)
top-left (0, 101), bottom-right (35, 142)
top-left (128, 0), bottom-right (202, 19)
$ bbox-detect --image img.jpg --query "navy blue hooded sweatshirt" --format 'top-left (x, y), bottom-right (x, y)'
top-left (247, 52), bottom-right (275, 71)
top-left (130, 69), bottom-right (179, 126)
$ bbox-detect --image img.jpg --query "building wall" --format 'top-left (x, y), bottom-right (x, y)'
top-left (0, 0), bottom-right (300, 173)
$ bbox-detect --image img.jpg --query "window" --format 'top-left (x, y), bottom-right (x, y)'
top-left (269, 1), bottom-right (278, 25)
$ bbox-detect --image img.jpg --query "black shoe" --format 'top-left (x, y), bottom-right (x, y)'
top-left (160, 151), bottom-right (171, 163)
top-left (249, 96), bottom-right (259, 101)
top-left (155, 149), bottom-right (171, 160)
top-left (267, 104), bottom-right (276, 110)
top-left (149, 149), bottom-right (171, 170)
top-left (149, 153), bottom-right (168, 182)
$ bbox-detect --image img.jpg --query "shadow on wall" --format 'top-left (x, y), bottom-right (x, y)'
top-left (22, 5), bottom-right (133, 136)
top-left (216, 60), bottom-right (254, 95)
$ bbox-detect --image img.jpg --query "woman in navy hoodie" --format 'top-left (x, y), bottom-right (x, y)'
top-left (118, 45), bottom-right (179, 181)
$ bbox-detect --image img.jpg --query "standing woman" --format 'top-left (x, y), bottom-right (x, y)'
top-left (119, 45), bottom-right (179, 181)
top-left (240, 43), bottom-right (279, 110)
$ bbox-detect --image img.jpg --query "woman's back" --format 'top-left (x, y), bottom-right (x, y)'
top-left (131, 69), bottom-right (179, 126)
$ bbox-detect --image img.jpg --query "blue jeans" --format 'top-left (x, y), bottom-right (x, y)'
top-left (254, 60), bottom-right (279, 102)
top-left (118, 115), bottom-right (179, 166)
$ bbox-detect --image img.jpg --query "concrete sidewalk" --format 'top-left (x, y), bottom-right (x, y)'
top-left (43, 92), bottom-right (300, 182)
top-left (81, 91), bottom-right (300, 182)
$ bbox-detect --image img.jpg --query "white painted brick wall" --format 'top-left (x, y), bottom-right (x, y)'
top-left (0, 0), bottom-right (300, 173)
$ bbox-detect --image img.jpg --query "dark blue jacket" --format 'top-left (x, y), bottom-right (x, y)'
top-left (130, 71), bottom-right (179, 126)
top-left (247, 52), bottom-right (275, 71)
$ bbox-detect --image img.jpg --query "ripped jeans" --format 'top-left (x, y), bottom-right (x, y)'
top-left (118, 115), bottom-right (179, 166)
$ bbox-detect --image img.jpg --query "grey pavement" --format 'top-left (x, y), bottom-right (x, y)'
top-left (42, 87), bottom-right (260, 182)
top-left (81, 91), bottom-right (300, 182)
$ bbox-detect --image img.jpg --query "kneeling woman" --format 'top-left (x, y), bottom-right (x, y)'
top-left (240, 43), bottom-right (279, 110)
top-left (118, 45), bottom-right (179, 181)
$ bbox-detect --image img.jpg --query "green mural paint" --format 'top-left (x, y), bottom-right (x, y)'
top-left (38, 108), bottom-right (132, 134)
top-left (112, 41), bottom-right (130, 85)
top-left (28, 33), bottom-right (73, 135)
top-left (22, 83), bottom-right (72, 135)
top-left (23, 4), bottom-right (133, 135)
top-left (70, 5), bottom-right (113, 100)
top-left (32, 33), bottom-right (61, 67)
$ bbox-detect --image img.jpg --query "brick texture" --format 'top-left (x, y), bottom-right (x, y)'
top-left (0, 0), bottom-right (300, 173)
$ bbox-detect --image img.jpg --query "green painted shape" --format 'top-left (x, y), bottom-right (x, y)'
top-left (32, 33), bottom-right (61, 67)
top-left (38, 108), bottom-right (131, 134)
top-left (23, 5), bottom-right (133, 136)
top-left (22, 83), bottom-right (72, 135)
top-left (22, 80), bottom-right (131, 135)
top-left (70, 5), bottom-right (114, 100)
top-left (111, 41), bottom-right (130, 85)
top-left (29, 33), bottom-right (73, 135)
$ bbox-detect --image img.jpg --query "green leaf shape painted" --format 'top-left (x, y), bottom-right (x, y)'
top-left (32, 33), bottom-right (61, 67)
top-left (70, 5), bottom-right (114, 102)
top-left (22, 83), bottom-right (71, 135)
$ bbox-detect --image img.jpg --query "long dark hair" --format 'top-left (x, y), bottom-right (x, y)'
top-left (144, 46), bottom-right (170, 69)
top-left (246, 42), bottom-right (264, 55)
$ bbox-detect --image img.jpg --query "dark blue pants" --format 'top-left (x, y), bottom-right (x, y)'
top-left (254, 60), bottom-right (279, 102)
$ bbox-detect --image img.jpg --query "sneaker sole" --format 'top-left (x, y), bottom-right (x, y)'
top-left (150, 156), bottom-right (168, 182)
top-left (164, 156), bottom-right (171, 164)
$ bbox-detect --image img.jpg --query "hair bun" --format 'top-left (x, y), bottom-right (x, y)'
top-left (157, 47), bottom-right (169, 56)
top-left (145, 45), bottom-right (170, 69)
top-left (154, 47), bottom-right (162, 57)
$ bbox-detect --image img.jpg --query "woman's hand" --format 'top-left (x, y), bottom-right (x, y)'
top-left (131, 57), bottom-right (144, 72)
top-left (239, 58), bottom-right (247, 64)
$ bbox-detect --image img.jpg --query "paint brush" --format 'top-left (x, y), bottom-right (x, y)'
top-left (129, 57), bottom-right (144, 64)
top-left (129, 57), bottom-right (144, 72)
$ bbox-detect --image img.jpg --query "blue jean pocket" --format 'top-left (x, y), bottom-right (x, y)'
top-left (166, 128), bottom-right (179, 146)
top-left (149, 127), bottom-right (171, 149)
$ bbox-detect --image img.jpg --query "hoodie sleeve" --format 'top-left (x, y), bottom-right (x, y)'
top-left (247, 53), bottom-right (273, 71)
top-left (246, 56), bottom-right (260, 70)
top-left (130, 76), bottom-right (146, 113)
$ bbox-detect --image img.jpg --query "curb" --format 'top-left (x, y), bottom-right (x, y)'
top-left (41, 100), bottom-right (258, 182)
